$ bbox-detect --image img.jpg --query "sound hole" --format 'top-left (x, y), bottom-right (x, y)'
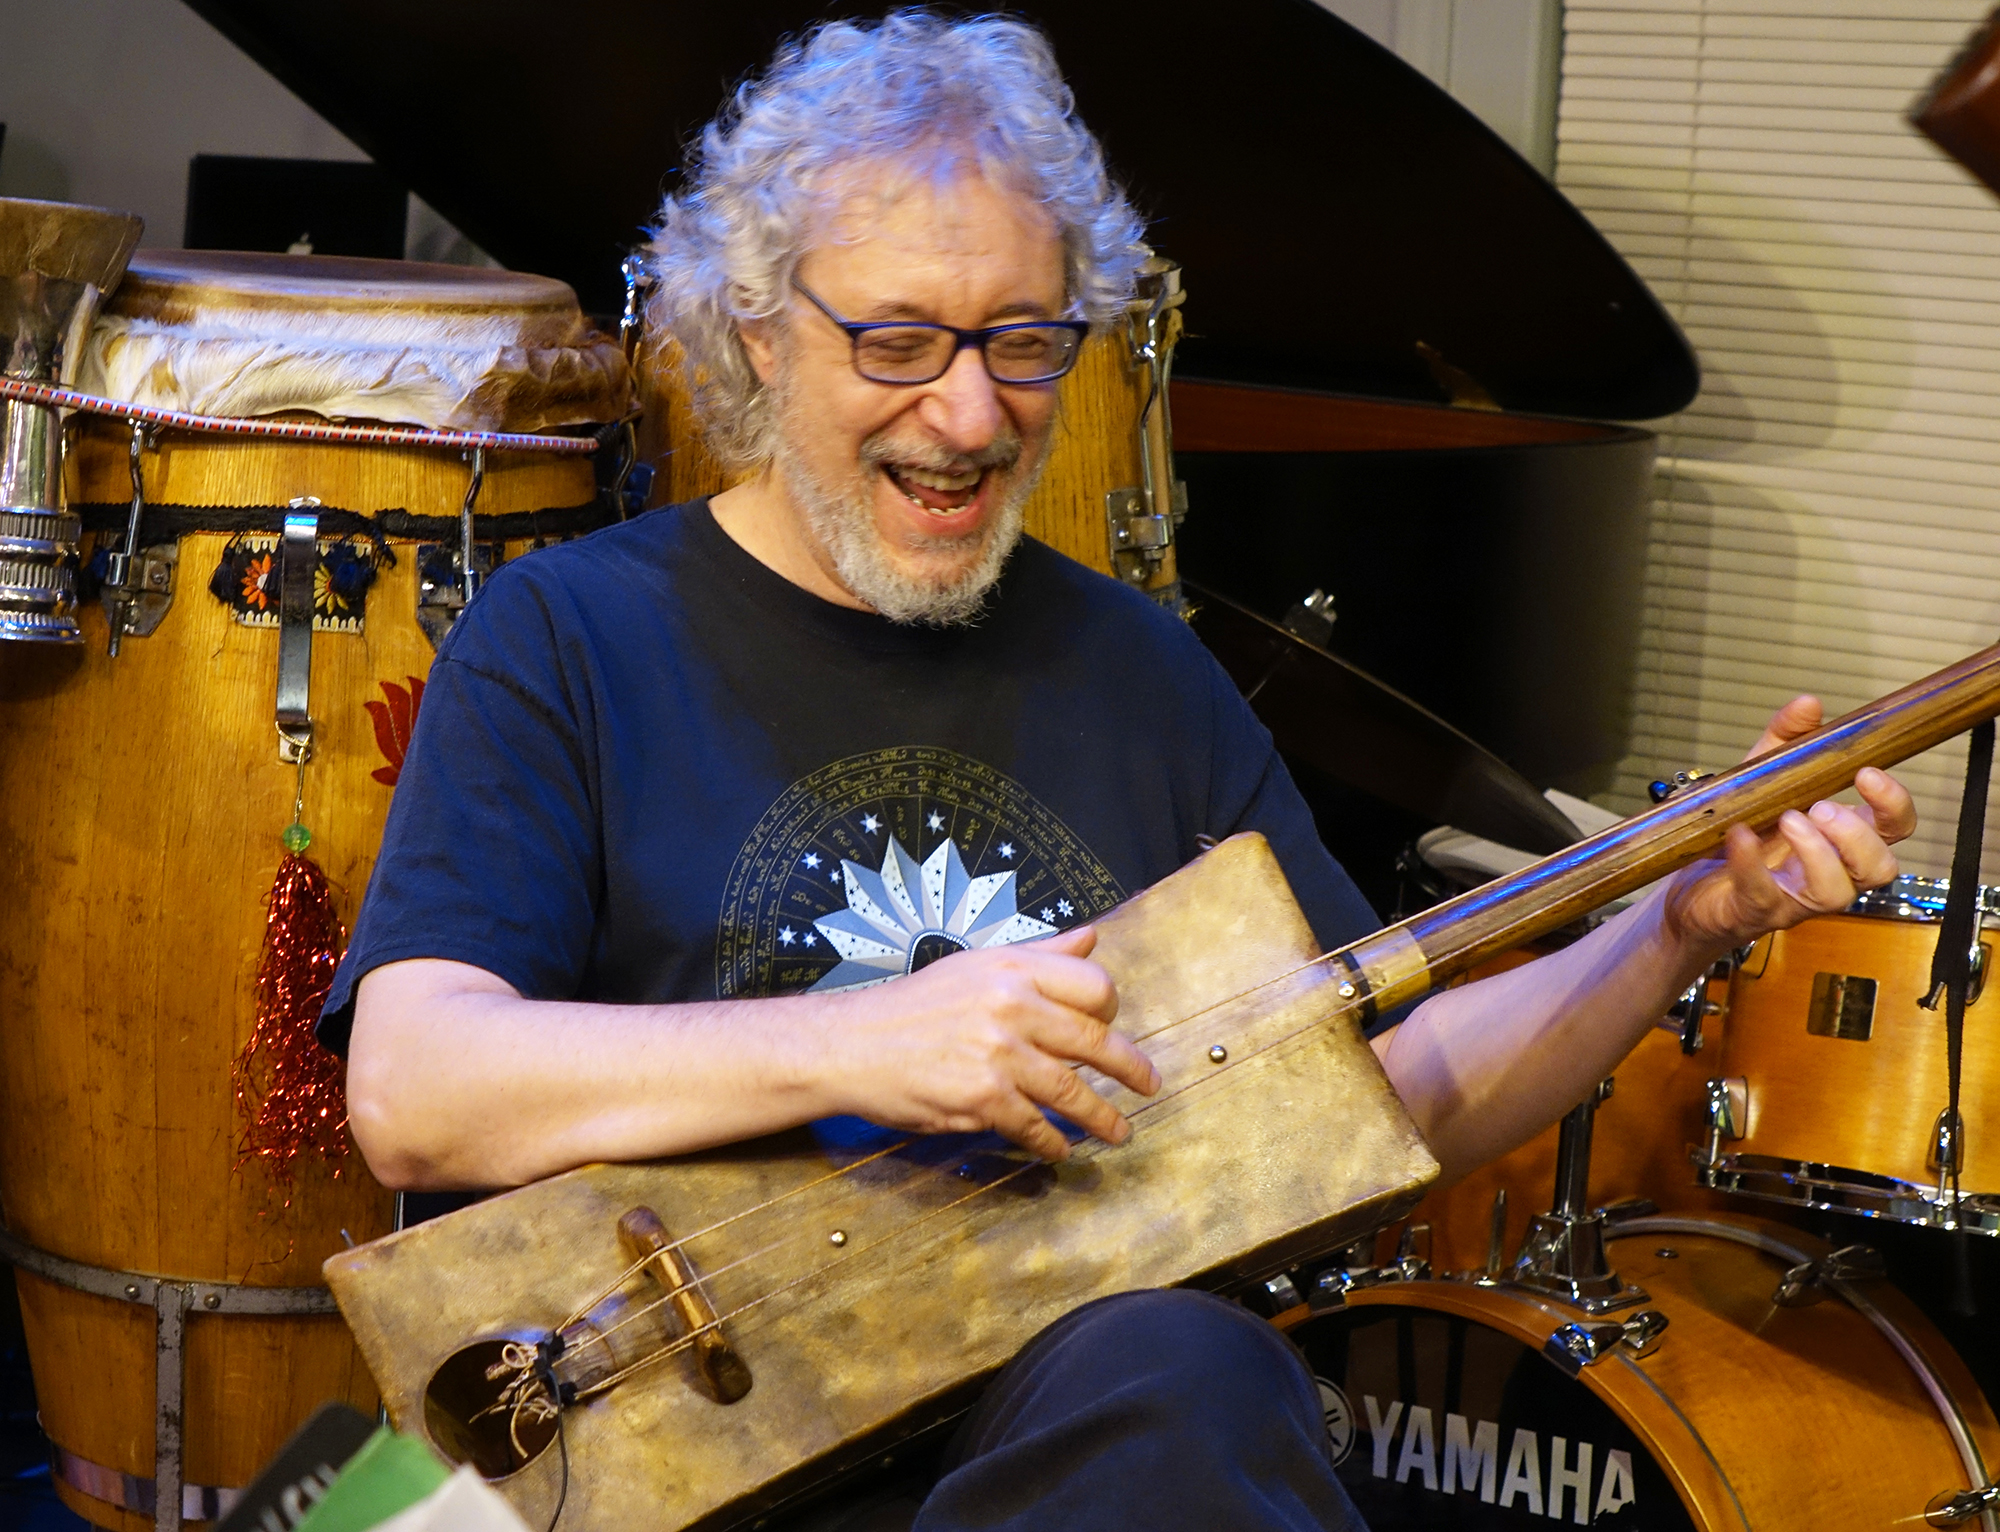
top-left (423, 1337), bottom-right (561, 1480)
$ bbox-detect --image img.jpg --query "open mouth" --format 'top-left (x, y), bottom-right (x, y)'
top-left (884, 462), bottom-right (987, 515)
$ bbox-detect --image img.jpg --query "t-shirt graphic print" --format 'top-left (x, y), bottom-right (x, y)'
top-left (714, 746), bottom-right (1126, 999)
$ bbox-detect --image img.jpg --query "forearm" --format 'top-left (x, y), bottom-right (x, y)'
top-left (1373, 885), bottom-right (1725, 1185)
top-left (346, 962), bottom-right (854, 1191)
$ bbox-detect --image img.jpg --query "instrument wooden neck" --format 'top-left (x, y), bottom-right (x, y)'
top-left (1335, 640), bottom-right (2000, 1016)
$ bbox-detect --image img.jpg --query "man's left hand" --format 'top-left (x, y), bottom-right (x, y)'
top-left (1660, 695), bottom-right (1918, 955)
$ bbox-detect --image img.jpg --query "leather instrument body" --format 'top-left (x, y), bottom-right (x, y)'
top-left (323, 833), bottom-right (1440, 1531)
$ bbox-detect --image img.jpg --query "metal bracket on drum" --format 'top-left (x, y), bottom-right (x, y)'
top-left (275, 503), bottom-right (320, 765)
top-left (0, 1221), bottom-right (338, 1532)
top-left (415, 446), bottom-right (501, 647)
top-left (100, 420), bottom-right (176, 655)
top-left (1541, 1309), bottom-right (1670, 1376)
top-left (1105, 254), bottom-right (1189, 606)
top-left (1307, 1223), bottom-right (1431, 1312)
top-left (1511, 1079), bottom-right (1652, 1314)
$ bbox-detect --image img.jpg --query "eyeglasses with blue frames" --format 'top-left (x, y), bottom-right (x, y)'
top-left (791, 279), bottom-right (1089, 386)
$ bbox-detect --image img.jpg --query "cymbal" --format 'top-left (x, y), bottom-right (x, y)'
top-left (1186, 581), bottom-right (1581, 856)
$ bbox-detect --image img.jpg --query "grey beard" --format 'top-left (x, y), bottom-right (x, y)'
top-left (773, 407), bottom-right (1045, 627)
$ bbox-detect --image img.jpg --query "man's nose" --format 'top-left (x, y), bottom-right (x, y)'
top-left (914, 342), bottom-right (1004, 451)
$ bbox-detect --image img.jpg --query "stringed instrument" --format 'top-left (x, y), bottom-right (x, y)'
top-left (324, 640), bottom-right (2000, 1532)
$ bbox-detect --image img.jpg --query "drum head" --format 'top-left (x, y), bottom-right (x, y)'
top-left (78, 249), bottom-right (631, 431)
top-left (1292, 1304), bottom-right (1690, 1529)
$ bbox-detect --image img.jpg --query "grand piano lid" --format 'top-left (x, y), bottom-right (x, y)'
top-left (182, 0), bottom-right (1697, 421)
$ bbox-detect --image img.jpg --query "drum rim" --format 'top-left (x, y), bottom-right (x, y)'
top-left (1279, 1266), bottom-right (1740, 1529)
top-left (1848, 873), bottom-right (2000, 925)
top-left (1700, 1152), bottom-right (2000, 1236)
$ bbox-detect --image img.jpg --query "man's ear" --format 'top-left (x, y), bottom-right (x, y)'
top-left (739, 317), bottom-right (780, 386)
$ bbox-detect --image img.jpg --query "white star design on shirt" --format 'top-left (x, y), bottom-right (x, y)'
top-left (1057, 899), bottom-right (1073, 917)
top-left (778, 926), bottom-right (796, 947)
top-left (801, 852), bottom-right (822, 870)
top-left (861, 814), bottom-right (881, 834)
top-left (997, 842), bottom-right (1015, 860)
top-left (927, 811), bottom-right (944, 832)
top-left (1040, 908), bottom-right (1055, 922)
top-left (803, 932), bottom-right (818, 948)
top-left (831, 869), bottom-right (842, 884)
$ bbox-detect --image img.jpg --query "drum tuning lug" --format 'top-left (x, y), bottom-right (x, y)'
top-left (1281, 589), bottom-right (1335, 649)
top-left (1261, 1272), bottom-right (1303, 1312)
top-left (1699, 1077), bottom-right (1749, 1172)
top-left (416, 539), bottom-right (503, 647)
top-left (1663, 977), bottom-right (1722, 1053)
top-left (1926, 1481), bottom-right (2000, 1527)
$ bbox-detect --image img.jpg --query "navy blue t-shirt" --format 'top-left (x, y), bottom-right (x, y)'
top-left (317, 500), bottom-right (1380, 1050)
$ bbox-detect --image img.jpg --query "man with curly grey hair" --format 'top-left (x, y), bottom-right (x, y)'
top-left (326, 10), bottom-right (1909, 1531)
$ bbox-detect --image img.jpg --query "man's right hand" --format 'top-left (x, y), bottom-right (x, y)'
top-left (813, 925), bottom-right (1159, 1161)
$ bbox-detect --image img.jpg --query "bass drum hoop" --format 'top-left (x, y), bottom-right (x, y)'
top-left (1278, 1215), bottom-right (1997, 1532)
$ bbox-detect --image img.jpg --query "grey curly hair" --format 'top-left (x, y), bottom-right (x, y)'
top-left (641, 9), bottom-right (1148, 471)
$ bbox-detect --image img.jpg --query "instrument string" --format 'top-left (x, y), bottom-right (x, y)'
top-left (537, 943), bottom-right (1365, 1352)
top-left (531, 973), bottom-right (1364, 1409)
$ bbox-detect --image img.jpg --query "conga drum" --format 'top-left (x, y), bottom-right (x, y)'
top-left (631, 252), bottom-right (1188, 604)
top-left (0, 251), bottom-right (628, 1529)
top-left (1281, 1213), bottom-right (2000, 1529)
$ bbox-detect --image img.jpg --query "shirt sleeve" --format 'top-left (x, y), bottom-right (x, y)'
top-left (316, 571), bottom-right (602, 1055)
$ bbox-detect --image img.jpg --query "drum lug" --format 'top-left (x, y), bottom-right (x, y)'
top-left (416, 539), bottom-right (502, 647)
top-left (99, 541), bottom-right (178, 645)
top-left (1308, 1230), bottom-right (1431, 1313)
top-left (1541, 1308), bottom-right (1670, 1376)
top-left (1698, 1075), bottom-right (1749, 1170)
top-left (1926, 1480), bottom-right (2000, 1527)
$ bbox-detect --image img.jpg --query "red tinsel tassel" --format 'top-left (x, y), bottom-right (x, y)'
top-left (234, 851), bottom-right (351, 1185)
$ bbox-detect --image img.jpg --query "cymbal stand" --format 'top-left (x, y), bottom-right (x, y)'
top-left (1509, 1077), bottom-right (1650, 1314)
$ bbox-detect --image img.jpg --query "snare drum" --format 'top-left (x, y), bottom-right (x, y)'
top-left (0, 251), bottom-right (628, 1529)
top-left (1704, 875), bottom-right (2000, 1235)
top-left (1281, 1215), bottom-right (2000, 1530)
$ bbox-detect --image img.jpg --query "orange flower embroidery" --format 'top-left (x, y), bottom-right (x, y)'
top-left (239, 552), bottom-right (274, 611)
top-left (364, 676), bottom-right (426, 787)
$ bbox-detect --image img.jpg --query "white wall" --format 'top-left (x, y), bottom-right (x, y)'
top-left (0, 0), bottom-right (482, 261)
top-left (1316, 0), bottom-right (1564, 174)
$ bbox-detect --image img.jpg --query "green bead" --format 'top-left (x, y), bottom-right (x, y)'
top-left (282, 821), bottom-right (312, 852)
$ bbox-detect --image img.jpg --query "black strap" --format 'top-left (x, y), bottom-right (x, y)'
top-left (1924, 717), bottom-right (1991, 1251)
top-left (72, 499), bottom-right (621, 547)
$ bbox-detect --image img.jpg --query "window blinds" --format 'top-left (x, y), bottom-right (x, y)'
top-left (1554, 0), bottom-right (2000, 879)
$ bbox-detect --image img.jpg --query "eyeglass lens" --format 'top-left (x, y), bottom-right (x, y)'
top-left (853, 324), bottom-right (1081, 384)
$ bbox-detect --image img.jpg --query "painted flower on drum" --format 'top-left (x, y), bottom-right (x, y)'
top-left (364, 676), bottom-right (427, 788)
top-left (809, 835), bottom-right (1057, 992)
top-left (239, 550), bottom-right (274, 611)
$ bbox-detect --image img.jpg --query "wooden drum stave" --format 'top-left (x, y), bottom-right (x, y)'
top-left (0, 252), bottom-right (626, 1529)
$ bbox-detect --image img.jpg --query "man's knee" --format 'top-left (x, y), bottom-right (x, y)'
top-left (1035, 1289), bottom-right (1320, 1427)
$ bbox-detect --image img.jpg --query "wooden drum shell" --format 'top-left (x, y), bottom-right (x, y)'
top-left (1721, 913), bottom-right (2000, 1196)
top-left (0, 423), bottom-right (597, 1528)
top-left (1281, 1216), bottom-right (2000, 1530)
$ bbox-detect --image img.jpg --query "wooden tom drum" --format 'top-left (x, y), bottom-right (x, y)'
top-left (1705, 875), bottom-right (2000, 1236)
top-left (0, 251), bottom-right (627, 1529)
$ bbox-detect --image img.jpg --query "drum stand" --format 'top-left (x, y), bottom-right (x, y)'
top-left (1507, 1076), bottom-right (1651, 1314)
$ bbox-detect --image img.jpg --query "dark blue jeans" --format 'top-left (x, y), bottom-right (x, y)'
top-left (816, 1289), bottom-right (1367, 1532)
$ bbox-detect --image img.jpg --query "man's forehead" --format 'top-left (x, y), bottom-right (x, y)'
top-left (803, 160), bottom-right (1065, 303)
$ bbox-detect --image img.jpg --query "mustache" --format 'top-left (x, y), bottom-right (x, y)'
top-left (860, 428), bottom-right (1023, 476)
